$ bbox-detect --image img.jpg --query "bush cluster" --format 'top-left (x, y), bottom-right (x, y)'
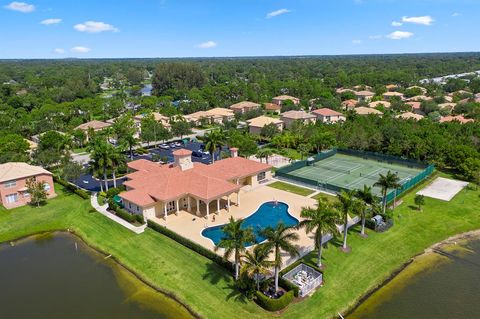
top-left (53, 176), bottom-right (90, 199)
top-left (254, 290), bottom-right (294, 311)
top-left (147, 220), bottom-right (233, 271)
top-left (107, 198), bottom-right (145, 225)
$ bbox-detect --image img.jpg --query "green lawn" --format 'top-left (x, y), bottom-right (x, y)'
top-left (268, 181), bottom-right (315, 196)
top-left (312, 192), bottom-right (338, 203)
top-left (1, 177), bottom-right (480, 319)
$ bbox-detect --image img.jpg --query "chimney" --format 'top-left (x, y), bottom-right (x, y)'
top-left (230, 147), bottom-right (238, 158)
top-left (172, 149), bottom-right (193, 171)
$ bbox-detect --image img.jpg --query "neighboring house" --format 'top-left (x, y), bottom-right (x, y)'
top-left (369, 101), bottom-right (391, 108)
top-left (335, 88), bottom-right (355, 94)
top-left (406, 101), bottom-right (422, 113)
top-left (385, 84), bottom-right (398, 91)
top-left (31, 130), bottom-right (67, 144)
top-left (247, 116), bottom-right (283, 134)
top-left (439, 115), bottom-right (474, 124)
top-left (119, 149), bottom-right (272, 220)
top-left (0, 162), bottom-right (56, 209)
top-left (106, 117), bottom-right (142, 138)
top-left (280, 110), bottom-right (316, 128)
top-left (272, 95), bottom-right (300, 106)
top-left (407, 86), bottom-right (427, 95)
top-left (184, 108), bottom-right (234, 126)
top-left (75, 120), bottom-right (112, 141)
top-left (438, 103), bottom-right (456, 112)
top-left (264, 103), bottom-right (282, 114)
top-left (355, 90), bottom-right (375, 102)
top-left (342, 99), bottom-right (358, 110)
top-left (383, 91), bottom-right (404, 100)
top-left (407, 95), bottom-right (432, 102)
top-left (353, 85), bottom-right (372, 91)
top-left (354, 106), bottom-right (383, 116)
top-left (229, 101), bottom-right (261, 114)
top-left (396, 112), bottom-right (424, 121)
top-left (134, 112), bottom-right (171, 128)
top-left (312, 108), bottom-right (346, 123)
top-left (444, 95), bottom-right (454, 102)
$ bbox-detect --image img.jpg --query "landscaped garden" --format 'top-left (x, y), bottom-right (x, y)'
top-left (1, 174), bottom-right (480, 319)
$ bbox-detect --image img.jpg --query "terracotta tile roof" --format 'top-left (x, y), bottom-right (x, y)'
top-left (247, 116), bottom-right (283, 127)
top-left (273, 95), bottom-right (299, 101)
top-left (383, 92), bottom-right (404, 97)
top-left (120, 157), bottom-right (271, 205)
top-left (439, 115), bottom-right (474, 124)
top-left (172, 149), bottom-right (192, 156)
top-left (312, 108), bottom-right (343, 116)
top-left (229, 101), bottom-right (261, 110)
top-left (396, 112), bottom-right (424, 121)
top-left (0, 162), bottom-right (52, 183)
top-left (406, 101), bottom-right (421, 110)
top-left (342, 99), bottom-right (358, 108)
top-left (280, 110), bottom-right (316, 120)
top-left (75, 120), bottom-right (111, 131)
top-left (264, 103), bottom-right (281, 111)
top-left (369, 101), bottom-right (391, 108)
top-left (355, 90), bottom-right (375, 96)
top-left (354, 106), bottom-right (383, 115)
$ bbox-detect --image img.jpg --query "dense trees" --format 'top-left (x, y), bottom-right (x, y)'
top-left (152, 63), bottom-right (206, 96)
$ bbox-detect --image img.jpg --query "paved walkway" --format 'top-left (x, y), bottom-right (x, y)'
top-left (90, 194), bottom-right (146, 234)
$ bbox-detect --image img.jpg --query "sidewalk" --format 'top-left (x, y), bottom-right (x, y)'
top-left (90, 193), bottom-right (146, 234)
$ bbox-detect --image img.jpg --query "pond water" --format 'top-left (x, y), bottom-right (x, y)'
top-left (0, 233), bottom-right (193, 319)
top-left (349, 239), bottom-right (480, 319)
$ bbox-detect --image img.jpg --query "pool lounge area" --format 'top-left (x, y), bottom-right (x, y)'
top-left (201, 201), bottom-right (299, 246)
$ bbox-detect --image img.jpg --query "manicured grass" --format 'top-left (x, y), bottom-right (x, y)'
top-left (1, 175), bottom-right (480, 319)
top-left (312, 192), bottom-right (338, 203)
top-left (268, 181), bottom-right (315, 196)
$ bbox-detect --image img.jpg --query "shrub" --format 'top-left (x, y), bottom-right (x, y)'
top-left (278, 277), bottom-right (300, 297)
top-left (115, 208), bottom-right (137, 223)
top-left (254, 290), bottom-right (294, 311)
top-left (105, 187), bottom-right (121, 198)
top-left (53, 175), bottom-right (90, 199)
top-left (148, 220), bottom-right (233, 271)
top-left (135, 214), bottom-right (145, 224)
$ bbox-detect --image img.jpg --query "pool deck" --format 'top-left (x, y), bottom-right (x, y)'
top-left (150, 183), bottom-right (323, 267)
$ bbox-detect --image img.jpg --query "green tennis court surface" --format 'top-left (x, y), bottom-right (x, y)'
top-left (287, 153), bottom-right (422, 196)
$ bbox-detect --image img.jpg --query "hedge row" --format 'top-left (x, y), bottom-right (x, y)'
top-left (107, 198), bottom-right (145, 225)
top-left (147, 220), bottom-right (233, 271)
top-left (254, 290), bottom-right (294, 311)
top-left (53, 176), bottom-right (90, 199)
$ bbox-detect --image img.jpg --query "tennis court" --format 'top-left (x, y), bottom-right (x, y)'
top-left (278, 152), bottom-right (425, 197)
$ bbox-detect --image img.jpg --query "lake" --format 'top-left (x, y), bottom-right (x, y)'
top-left (0, 233), bottom-right (194, 319)
top-left (349, 239), bottom-right (480, 319)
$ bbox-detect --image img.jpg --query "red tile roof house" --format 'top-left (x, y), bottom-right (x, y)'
top-left (229, 101), bottom-right (261, 114)
top-left (0, 162), bottom-right (56, 209)
top-left (272, 95), bottom-right (300, 106)
top-left (312, 108), bottom-right (346, 123)
top-left (75, 120), bottom-right (112, 141)
top-left (119, 149), bottom-right (272, 221)
top-left (280, 110), bottom-right (316, 128)
top-left (354, 90), bottom-right (375, 102)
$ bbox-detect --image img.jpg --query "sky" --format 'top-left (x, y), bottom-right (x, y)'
top-left (1, 0), bottom-right (479, 59)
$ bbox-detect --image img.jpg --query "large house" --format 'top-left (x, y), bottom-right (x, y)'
top-left (247, 116), bottom-right (284, 134)
top-left (272, 95), bottom-right (300, 106)
top-left (439, 115), bottom-right (474, 124)
top-left (184, 108), bottom-right (234, 126)
top-left (355, 90), bottom-right (375, 102)
top-left (229, 101), bottom-right (261, 114)
top-left (75, 120), bottom-right (112, 141)
top-left (354, 106), bottom-right (383, 116)
top-left (312, 108), bottom-right (346, 123)
top-left (119, 149), bottom-right (272, 220)
top-left (383, 91), bottom-right (404, 100)
top-left (396, 112), bottom-right (424, 121)
top-left (280, 110), bottom-right (316, 128)
top-left (0, 162), bottom-right (56, 209)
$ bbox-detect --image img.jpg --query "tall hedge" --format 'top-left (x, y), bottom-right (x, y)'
top-left (53, 176), bottom-right (90, 199)
top-left (147, 220), bottom-right (233, 271)
top-left (254, 290), bottom-right (294, 311)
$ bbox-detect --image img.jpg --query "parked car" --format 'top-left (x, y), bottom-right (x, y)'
top-left (192, 151), bottom-right (204, 158)
top-left (169, 142), bottom-right (177, 148)
top-left (159, 144), bottom-right (170, 150)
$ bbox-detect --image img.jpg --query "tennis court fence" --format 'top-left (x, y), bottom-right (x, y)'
top-left (275, 149), bottom-right (435, 203)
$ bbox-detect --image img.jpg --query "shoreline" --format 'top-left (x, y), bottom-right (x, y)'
top-left (344, 228), bottom-right (480, 317)
top-left (2, 230), bottom-right (202, 319)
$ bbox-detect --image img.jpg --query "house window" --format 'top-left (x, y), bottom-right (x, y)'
top-left (4, 180), bottom-right (16, 188)
top-left (257, 172), bottom-right (266, 181)
top-left (24, 192), bottom-right (30, 198)
top-left (43, 183), bottom-right (51, 191)
top-left (5, 194), bottom-right (18, 204)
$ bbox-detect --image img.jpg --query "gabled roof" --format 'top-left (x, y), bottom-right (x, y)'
top-left (230, 101), bottom-right (261, 110)
top-left (0, 162), bottom-right (52, 183)
top-left (312, 108), bottom-right (343, 116)
top-left (264, 103), bottom-right (281, 111)
top-left (355, 90), bottom-right (375, 96)
top-left (280, 110), bottom-right (316, 120)
top-left (247, 116), bottom-right (283, 127)
top-left (75, 120), bottom-right (111, 131)
top-left (396, 112), bottom-right (424, 121)
top-left (369, 101), bottom-right (391, 108)
top-left (354, 106), bottom-right (383, 115)
top-left (273, 95), bottom-right (299, 101)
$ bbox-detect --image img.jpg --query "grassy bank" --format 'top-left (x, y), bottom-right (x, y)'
top-left (1, 176), bottom-right (480, 319)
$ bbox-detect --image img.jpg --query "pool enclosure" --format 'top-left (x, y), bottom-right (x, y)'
top-left (282, 263), bottom-right (323, 297)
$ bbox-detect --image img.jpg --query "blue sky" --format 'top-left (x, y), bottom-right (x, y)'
top-left (1, 0), bottom-right (479, 58)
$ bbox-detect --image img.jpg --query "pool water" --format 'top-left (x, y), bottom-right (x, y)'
top-left (201, 201), bottom-right (299, 246)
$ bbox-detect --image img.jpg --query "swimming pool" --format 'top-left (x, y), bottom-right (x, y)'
top-left (201, 201), bottom-right (299, 246)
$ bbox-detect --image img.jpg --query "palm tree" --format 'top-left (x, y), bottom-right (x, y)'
top-left (356, 185), bottom-right (376, 237)
top-left (88, 138), bottom-right (116, 191)
top-left (203, 129), bottom-right (226, 163)
top-left (374, 171), bottom-right (401, 215)
top-left (261, 223), bottom-right (299, 292)
top-left (336, 190), bottom-right (360, 251)
top-left (297, 199), bottom-right (339, 268)
top-left (241, 245), bottom-right (274, 291)
top-left (215, 217), bottom-right (255, 280)
top-left (256, 148), bottom-right (274, 164)
top-left (110, 150), bottom-right (125, 188)
top-left (121, 134), bottom-right (139, 161)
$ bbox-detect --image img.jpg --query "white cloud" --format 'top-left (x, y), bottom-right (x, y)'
top-left (369, 35), bottom-right (382, 40)
top-left (41, 18), bottom-right (62, 25)
top-left (54, 48), bottom-right (65, 54)
top-left (4, 1), bottom-right (35, 13)
top-left (74, 21), bottom-right (119, 33)
top-left (401, 16), bottom-right (434, 26)
top-left (266, 8), bottom-right (290, 19)
top-left (392, 21), bottom-right (403, 27)
top-left (71, 46), bottom-right (91, 53)
top-left (452, 12), bottom-right (461, 17)
top-left (352, 39), bottom-right (362, 44)
top-left (197, 41), bottom-right (217, 49)
top-left (386, 31), bottom-right (414, 40)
